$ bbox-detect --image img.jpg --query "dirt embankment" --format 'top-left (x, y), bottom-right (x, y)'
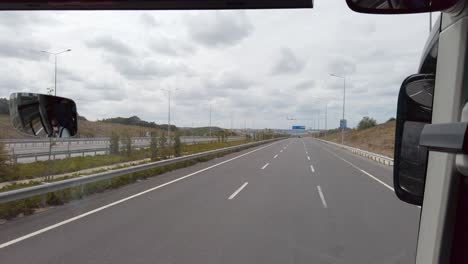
top-left (321, 121), bottom-right (395, 158)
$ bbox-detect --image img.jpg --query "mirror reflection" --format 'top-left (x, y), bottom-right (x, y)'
top-left (9, 93), bottom-right (77, 138)
top-left (399, 121), bottom-right (428, 197)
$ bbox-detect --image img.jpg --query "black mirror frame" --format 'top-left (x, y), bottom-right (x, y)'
top-left (394, 74), bottom-right (435, 206)
top-left (345, 0), bottom-right (459, 14)
top-left (9, 93), bottom-right (78, 138)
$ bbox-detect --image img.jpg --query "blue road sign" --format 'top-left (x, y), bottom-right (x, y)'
top-left (292, 126), bottom-right (306, 130)
top-left (340, 119), bottom-right (347, 129)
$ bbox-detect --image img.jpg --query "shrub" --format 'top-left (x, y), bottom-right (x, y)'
top-left (109, 132), bottom-right (120, 154)
top-left (150, 133), bottom-right (159, 161)
top-left (357, 116), bottom-right (377, 130)
top-left (174, 133), bottom-right (182, 157)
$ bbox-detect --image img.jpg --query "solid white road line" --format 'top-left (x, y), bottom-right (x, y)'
top-left (0, 141), bottom-right (279, 250)
top-left (317, 186), bottom-right (328, 208)
top-left (310, 165), bottom-right (315, 173)
top-left (228, 182), bottom-right (249, 200)
top-left (322, 147), bottom-right (394, 191)
top-left (274, 154), bottom-right (278, 159)
top-left (307, 156), bottom-right (311, 161)
top-left (261, 163), bottom-right (270, 170)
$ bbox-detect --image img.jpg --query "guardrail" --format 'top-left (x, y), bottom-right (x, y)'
top-left (316, 138), bottom-right (394, 166)
top-left (1, 136), bottom-right (245, 148)
top-left (7, 136), bottom-right (246, 163)
top-left (0, 138), bottom-right (282, 204)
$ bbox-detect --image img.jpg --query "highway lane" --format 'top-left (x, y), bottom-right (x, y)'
top-left (0, 138), bottom-right (420, 264)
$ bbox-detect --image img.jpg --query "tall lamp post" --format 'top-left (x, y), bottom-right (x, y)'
top-left (160, 88), bottom-right (179, 149)
top-left (41, 49), bottom-right (72, 96)
top-left (330, 73), bottom-right (346, 144)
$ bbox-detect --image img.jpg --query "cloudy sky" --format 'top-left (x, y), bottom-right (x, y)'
top-left (0, 0), bottom-right (432, 130)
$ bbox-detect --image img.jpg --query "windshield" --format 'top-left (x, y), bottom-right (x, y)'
top-left (0, 2), bottom-right (430, 263)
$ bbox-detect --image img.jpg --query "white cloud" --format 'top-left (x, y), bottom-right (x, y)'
top-left (0, 2), bottom-right (430, 129)
top-left (185, 11), bottom-right (253, 48)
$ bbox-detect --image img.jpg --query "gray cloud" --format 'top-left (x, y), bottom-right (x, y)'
top-left (0, 12), bottom-right (56, 28)
top-left (86, 36), bottom-right (134, 56)
top-left (328, 58), bottom-right (357, 76)
top-left (185, 11), bottom-right (253, 48)
top-left (150, 37), bottom-right (196, 57)
top-left (270, 48), bottom-right (305, 75)
top-left (106, 56), bottom-right (189, 80)
top-left (205, 72), bottom-right (253, 90)
top-left (0, 39), bottom-right (49, 61)
top-left (140, 13), bottom-right (158, 27)
top-left (58, 68), bottom-right (83, 83)
top-left (294, 80), bottom-right (316, 90)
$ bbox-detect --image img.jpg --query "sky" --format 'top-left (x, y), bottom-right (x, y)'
top-left (0, 0), bottom-right (433, 130)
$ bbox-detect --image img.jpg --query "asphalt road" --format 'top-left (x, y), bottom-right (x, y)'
top-left (0, 138), bottom-right (421, 264)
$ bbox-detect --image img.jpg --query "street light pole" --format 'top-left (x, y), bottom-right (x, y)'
top-left (41, 49), bottom-right (71, 96)
top-left (325, 103), bottom-right (328, 130)
top-left (209, 104), bottom-right (212, 137)
top-left (330, 74), bottom-right (346, 144)
top-left (160, 88), bottom-right (179, 149)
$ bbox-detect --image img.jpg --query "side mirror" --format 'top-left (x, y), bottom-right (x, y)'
top-left (9, 93), bottom-right (78, 138)
top-left (394, 74), bottom-right (434, 206)
top-left (346, 0), bottom-right (459, 14)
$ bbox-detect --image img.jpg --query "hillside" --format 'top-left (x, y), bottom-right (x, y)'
top-left (100, 116), bottom-right (176, 131)
top-left (0, 114), bottom-right (164, 139)
top-left (321, 121), bottom-right (395, 158)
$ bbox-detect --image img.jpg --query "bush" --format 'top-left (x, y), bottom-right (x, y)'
top-left (110, 132), bottom-right (120, 155)
top-left (174, 133), bottom-right (182, 157)
top-left (159, 132), bottom-right (168, 159)
top-left (150, 133), bottom-right (159, 161)
top-left (0, 142), bottom-right (11, 182)
top-left (122, 132), bottom-right (132, 157)
top-left (357, 116), bottom-right (377, 130)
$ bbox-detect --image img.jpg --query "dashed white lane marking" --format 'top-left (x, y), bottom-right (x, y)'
top-left (322, 147), bottom-right (394, 191)
top-left (0, 141), bottom-right (279, 250)
top-left (261, 163), bottom-right (270, 170)
top-left (307, 156), bottom-right (311, 161)
top-left (310, 165), bottom-right (315, 173)
top-left (228, 182), bottom-right (249, 200)
top-left (280, 150), bottom-right (283, 153)
top-left (317, 186), bottom-right (328, 208)
top-left (274, 154), bottom-right (278, 159)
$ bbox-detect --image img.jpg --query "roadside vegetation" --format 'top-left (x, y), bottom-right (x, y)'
top-left (0, 137), bottom-right (253, 183)
top-left (320, 118), bottom-right (395, 158)
top-left (0, 136), bottom-right (279, 220)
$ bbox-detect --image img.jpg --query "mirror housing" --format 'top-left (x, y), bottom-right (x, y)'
top-left (394, 74), bottom-right (434, 206)
top-left (9, 93), bottom-right (78, 138)
top-left (346, 0), bottom-right (459, 14)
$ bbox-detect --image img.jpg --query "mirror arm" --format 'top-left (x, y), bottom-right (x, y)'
top-left (419, 122), bottom-right (468, 154)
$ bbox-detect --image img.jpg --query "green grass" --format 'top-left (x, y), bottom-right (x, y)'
top-left (0, 150), bottom-right (240, 220)
top-left (0, 140), bottom-right (250, 183)
top-left (1, 148), bottom-right (151, 182)
top-left (0, 139), bottom-right (265, 220)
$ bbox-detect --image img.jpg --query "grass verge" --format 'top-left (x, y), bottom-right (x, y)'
top-left (0, 140), bottom-right (266, 220)
top-left (1, 140), bottom-right (250, 183)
